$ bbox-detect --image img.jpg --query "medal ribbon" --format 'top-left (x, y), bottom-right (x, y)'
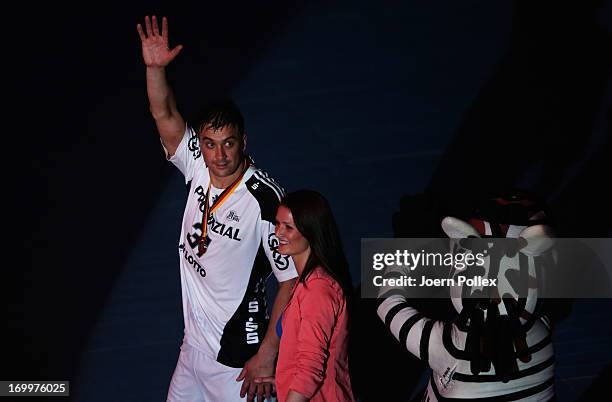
top-left (200, 160), bottom-right (250, 249)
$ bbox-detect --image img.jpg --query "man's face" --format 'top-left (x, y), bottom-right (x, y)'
top-left (199, 124), bottom-right (246, 181)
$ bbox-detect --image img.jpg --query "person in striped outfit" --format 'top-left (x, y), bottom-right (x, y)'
top-left (377, 193), bottom-right (557, 401)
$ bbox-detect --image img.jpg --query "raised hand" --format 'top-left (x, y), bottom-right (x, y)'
top-left (137, 16), bottom-right (183, 67)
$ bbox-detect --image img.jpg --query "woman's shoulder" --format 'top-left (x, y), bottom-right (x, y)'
top-left (305, 266), bottom-right (334, 282)
top-left (301, 267), bottom-right (343, 294)
top-left (294, 268), bottom-right (345, 313)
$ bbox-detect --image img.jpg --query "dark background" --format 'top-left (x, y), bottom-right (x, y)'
top-left (8, 0), bottom-right (612, 401)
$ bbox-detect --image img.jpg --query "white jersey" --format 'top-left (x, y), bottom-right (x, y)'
top-left (165, 125), bottom-right (297, 368)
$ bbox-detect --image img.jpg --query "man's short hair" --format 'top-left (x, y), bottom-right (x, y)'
top-left (196, 99), bottom-right (245, 136)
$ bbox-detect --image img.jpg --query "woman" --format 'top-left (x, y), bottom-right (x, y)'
top-left (257, 190), bottom-right (355, 402)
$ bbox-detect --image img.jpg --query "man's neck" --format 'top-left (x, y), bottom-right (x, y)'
top-left (209, 158), bottom-right (247, 189)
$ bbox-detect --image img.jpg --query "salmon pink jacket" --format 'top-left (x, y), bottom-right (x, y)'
top-left (275, 266), bottom-right (354, 402)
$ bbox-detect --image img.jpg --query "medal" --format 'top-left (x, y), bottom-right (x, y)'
top-left (198, 235), bottom-right (211, 255)
top-left (198, 159), bottom-right (250, 257)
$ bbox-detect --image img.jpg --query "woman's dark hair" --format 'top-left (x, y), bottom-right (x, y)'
top-left (281, 190), bottom-right (353, 297)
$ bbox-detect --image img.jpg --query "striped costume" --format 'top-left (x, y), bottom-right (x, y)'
top-left (377, 194), bottom-right (556, 401)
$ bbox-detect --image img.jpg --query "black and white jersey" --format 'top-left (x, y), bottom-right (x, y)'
top-left (377, 275), bottom-right (554, 401)
top-left (165, 126), bottom-right (297, 368)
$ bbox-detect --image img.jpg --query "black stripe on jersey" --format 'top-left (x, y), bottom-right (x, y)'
top-left (254, 170), bottom-right (285, 199)
top-left (217, 243), bottom-right (272, 368)
top-left (451, 356), bottom-right (554, 383)
top-left (420, 320), bottom-right (434, 365)
top-left (442, 322), bottom-right (552, 362)
top-left (523, 334), bottom-right (551, 356)
top-left (399, 313), bottom-right (424, 347)
top-left (443, 323), bottom-right (470, 360)
top-left (383, 270), bottom-right (404, 279)
top-left (456, 317), bottom-right (470, 333)
top-left (376, 289), bottom-right (407, 308)
top-left (384, 302), bottom-right (412, 328)
top-left (246, 172), bottom-right (282, 223)
top-left (253, 171), bottom-right (283, 200)
top-left (520, 300), bottom-right (548, 334)
top-left (429, 374), bottom-right (554, 401)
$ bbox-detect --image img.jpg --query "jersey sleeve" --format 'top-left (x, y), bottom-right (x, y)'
top-left (162, 124), bottom-right (202, 184)
top-left (261, 218), bottom-right (298, 282)
top-left (246, 170), bottom-right (298, 283)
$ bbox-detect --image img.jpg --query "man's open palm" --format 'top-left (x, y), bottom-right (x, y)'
top-left (137, 15), bottom-right (182, 67)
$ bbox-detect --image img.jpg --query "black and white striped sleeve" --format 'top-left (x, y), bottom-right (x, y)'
top-left (376, 265), bottom-right (464, 377)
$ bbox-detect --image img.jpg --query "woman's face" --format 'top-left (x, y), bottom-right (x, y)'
top-left (275, 205), bottom-right (310, 257)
